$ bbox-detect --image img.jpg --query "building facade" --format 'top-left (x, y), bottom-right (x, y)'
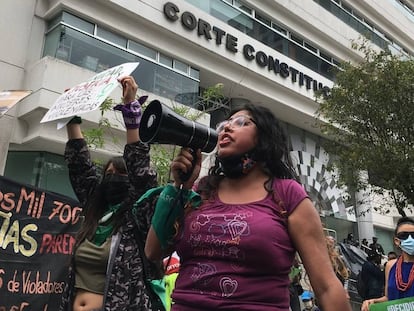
top-left (1, 0), bottom-right (414, 257)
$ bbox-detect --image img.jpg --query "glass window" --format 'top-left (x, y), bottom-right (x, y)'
top-left (4, 152), bottom-right (39, 186)
top-left (190, 67), bottom-right (200, 80)
top-left (159, 53), bottom-right (173, 68)
top-left (96, 27), bottom-right (127, 48)
top-left (291, 34), bottom-right (303, 46)
top-left (43, 24), bottom-right (199, 105)
top-left (47, 14), bottom-right (63, 31)
top-left (341, 3), bottom-right (353, 14)
top-left (271, 22), bottom-right (287, 36)
top-left (174, 59), bottom-right (189, 74)
top-left (317, 0), bottom-right (334, 10)
top-left (211, 0), bottom-right (253, 34)
top-left (128, 40), bottom-right (157, 59)
top-left (332, 58), bottom-right (341, 66)
top-left (38, 153), bottom-right (77, 198)
top-left (320, 51), bottom-right (332, 62)
top-left (4, 151), bottom-right (77, 199)
top-left (234, 0), bottom-right (252, 15)
top-left (61, 12), bottom-right (94, 34)
top-left (256, 13), bottom-right (271, 26)
top-left (43, 26), bottom-right (67, 60)
top-left (43, 13), bottom-right (200, 106)
top-left (305, 42), bottom-right (318, 53)
top-left (315, 0), bottom-right (406, 55)
top-left (192, 0), bottom-right (336, 79)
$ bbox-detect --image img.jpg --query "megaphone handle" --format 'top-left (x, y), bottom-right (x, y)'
top-left (179, 149), bottom-right (197, 182)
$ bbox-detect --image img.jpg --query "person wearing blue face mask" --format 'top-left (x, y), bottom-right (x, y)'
top-left (361, 217), bottom-right (414, 311)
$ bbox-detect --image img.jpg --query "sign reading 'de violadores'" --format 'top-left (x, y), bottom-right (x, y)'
top-left (163, 2), bottom-right (331, 95)
top-left (0, 176), bottom-right (81, 311)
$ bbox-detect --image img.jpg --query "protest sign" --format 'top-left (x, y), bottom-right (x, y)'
top-left (40, 62), bottom-right (139, 123)
top-left (0, 175), bottom-right (81, 310)
top-left (0, 90), bottom-right (32, 116)
top-left (369, 297), bottom-right (414, 311)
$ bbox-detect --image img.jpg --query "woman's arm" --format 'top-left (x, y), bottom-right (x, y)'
top-left (145, 148), bottom-right (202, 261)
top-left (64, 120), bottom-right (98, 207)
top-left (289, 198), bottom-right (352, 311)
top-left (116, 76), bottom-right (158, 200)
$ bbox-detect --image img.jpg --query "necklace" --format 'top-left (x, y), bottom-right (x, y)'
top-left (395, 256), bottom-right (414, 291)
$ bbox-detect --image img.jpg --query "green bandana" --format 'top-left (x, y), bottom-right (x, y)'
top-left (92, 203), bottom-right (122, 246)
top-left (150, 185), bottom-right (201, 249)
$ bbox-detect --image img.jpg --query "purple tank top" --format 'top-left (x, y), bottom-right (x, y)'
top-left (388, 260), bottom-right (414, 300)
top-left (172, 179), bottom-right (308, 311)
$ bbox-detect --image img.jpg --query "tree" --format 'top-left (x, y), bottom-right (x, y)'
top-left (315, 40), bottom-right (414, 217)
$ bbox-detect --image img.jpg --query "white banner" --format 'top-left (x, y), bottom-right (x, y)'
top-left (40, 62), bottom-right (139, 123)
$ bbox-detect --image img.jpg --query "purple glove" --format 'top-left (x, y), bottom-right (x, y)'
top-left (113, 95), bottom-right (148, 129)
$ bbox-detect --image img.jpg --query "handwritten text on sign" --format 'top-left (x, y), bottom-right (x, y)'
top-left (40, 62), bottom-right (139, 123)
top-left (0, 176), bottom-right (81, 310)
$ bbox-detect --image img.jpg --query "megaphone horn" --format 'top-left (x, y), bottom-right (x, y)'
top-left (139, 100), bottom-right (218, 153)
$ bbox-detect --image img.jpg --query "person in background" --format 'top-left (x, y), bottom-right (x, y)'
top-left (145, 103), bottom-right (352, 310)
top-left (345, 233), bottom-right (358, 247)
top-left (369, 236), bottom-right (385, 257)
top-left (301, 290), bottom-right (321, 311)
top-left (384, 251), bottom-right (398, 270)
top-left (289, 254), bottom-right (303, 311)
top-left (59, 76), bottom-right (160, 311)
top-left (360, 252), bottom-right (384, 300)
top-left (326, 235), bottom-right (350, 299)
top-left (361, 238), bottom-right (370, 254)
top-left (361, 217), bottom-right (414, 311)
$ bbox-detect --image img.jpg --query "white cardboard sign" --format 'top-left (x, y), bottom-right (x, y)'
top-left (40, 62), bottom-right (139, 123)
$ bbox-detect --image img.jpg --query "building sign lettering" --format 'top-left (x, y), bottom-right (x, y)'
top-left (164, 2), bottom-right (330, 94)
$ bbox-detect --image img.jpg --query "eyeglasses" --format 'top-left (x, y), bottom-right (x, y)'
top-left (215, 115), bottom-right (256, 133)
top-left (396, 231), bottom-right (414, 240)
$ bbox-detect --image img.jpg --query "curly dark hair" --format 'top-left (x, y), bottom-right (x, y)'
top-left (197, 103), bottom-right (298, 198)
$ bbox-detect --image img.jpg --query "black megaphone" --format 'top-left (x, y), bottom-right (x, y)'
top-left (139, 100), bottom-right (218, 153)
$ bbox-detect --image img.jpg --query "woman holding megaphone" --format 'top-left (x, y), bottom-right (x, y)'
top-left (145, 103), bottom-right (351, 311)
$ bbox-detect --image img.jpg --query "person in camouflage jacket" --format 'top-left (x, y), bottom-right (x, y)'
top-left (59, 76), bottom-right (162, 311)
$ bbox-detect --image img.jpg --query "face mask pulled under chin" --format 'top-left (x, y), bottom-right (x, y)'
top-left (99, 174), bottom-right (130, 205)
top-left (218, 152), bottom-right (257, 179)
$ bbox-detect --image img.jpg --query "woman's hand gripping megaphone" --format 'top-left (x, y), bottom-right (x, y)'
top-left (171, 148), bottom-right (202, 189)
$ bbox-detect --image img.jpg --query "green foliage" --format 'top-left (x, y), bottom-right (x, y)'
top-left (201, 83), bottom-right (225, 101)
top-left (315, 39), bottom-right (414, 216)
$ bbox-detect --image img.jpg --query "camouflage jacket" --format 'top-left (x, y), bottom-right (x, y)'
top-left (59, 139), bottom-right (161, 311)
